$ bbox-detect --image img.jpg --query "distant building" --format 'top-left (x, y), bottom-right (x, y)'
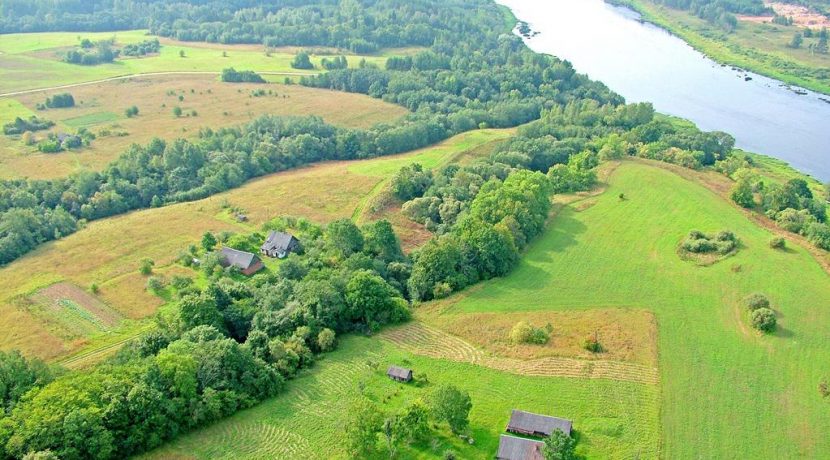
top-left (506, 410), bottom-right (572, 438)
top-left (219, 247), bottom-right (264, 276)
top-left (496, 435), bottom-right (545, 460)
top-left (260, 231), bottom-right (299, 259)
top-left (386, 365), bottom-right (413, 382)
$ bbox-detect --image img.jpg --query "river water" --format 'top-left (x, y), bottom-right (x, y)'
top-left (498, 0), bottom-right (830, 181)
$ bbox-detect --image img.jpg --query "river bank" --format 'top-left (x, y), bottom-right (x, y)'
top-left (497, 0), bottom-right (830, 181)
top-left (607, 0), bottom-right (830, 96)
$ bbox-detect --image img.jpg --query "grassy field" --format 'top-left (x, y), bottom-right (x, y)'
top-left (0, 75), bottom-right (408, 179)
top-left (619, 0), bottom-right (830, 95)
top-left (0, 30), bottom-right (405, 95)
top-left (142, 159), bottom-right (830, 459)
top-left (0, 129), bottom-right (509, 362)
top-left (140, 335), bottom-right (659, 459)
top-left (443, 160), bottom-right (830, 457)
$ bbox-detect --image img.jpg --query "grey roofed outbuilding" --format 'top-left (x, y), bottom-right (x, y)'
top-left (386, 365), bottom-right (413, 382)
top-left (496, 435), bottom-right (545, 460)
top-left (219, 247), bottom-right (262, 274)
top-left (260, 231), bottom-right (299, 258)
top-left (506, 409), bottom-right (572, 437)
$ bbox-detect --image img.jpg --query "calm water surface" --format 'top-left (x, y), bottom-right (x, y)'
top-left (499, 0), bottom-right (830, 180)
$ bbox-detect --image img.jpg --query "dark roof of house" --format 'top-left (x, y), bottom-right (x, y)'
top-left (261, 231), bottom-right (296, 251)
top-left (386, 365), bottom-right (413, 379)
top-left (497, 435), bottom-right (545, 460)
top-left (507, 410), bottom-right (572, 436)
top-left (220, 247), bottom-right (259, 269)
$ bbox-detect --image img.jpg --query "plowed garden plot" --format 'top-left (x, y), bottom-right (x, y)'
top-left (25, 282), bottom-right (123, 338)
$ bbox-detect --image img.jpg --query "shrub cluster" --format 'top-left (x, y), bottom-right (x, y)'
top-left (509, 321), bottom-right (551, 345)
top-left (64, 39), bottom-right (117, 65)
top-left (40, 93), bottom-right (75, 109)
top-left (744, 293), bottom-right (777, 333)
top-left (2, 116), bottom-right (54, 136)
top-left (220, 67), bottom-right (266, 83)
top-left (121, 38), bottom-right (160, 57)
top-left (682, 230), bottom-right (738, 255)
top-left (321, 55), bottom-right (348, 70)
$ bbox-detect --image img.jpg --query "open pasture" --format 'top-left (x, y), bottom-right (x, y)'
top-left (140, 335), bottom-right (660, 460)
top-left (0, 75), bottom-right (408, 179)
top-left (443, 160), bottom-right (830, 458)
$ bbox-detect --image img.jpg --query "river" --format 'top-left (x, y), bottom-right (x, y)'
top-left (498, 0), bottom-right (830, 181)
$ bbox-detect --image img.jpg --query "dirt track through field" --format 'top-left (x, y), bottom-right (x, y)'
top-left (380, 322), bottom-right (659, 385)
top-left (0, 70), bottom-right (316, 98)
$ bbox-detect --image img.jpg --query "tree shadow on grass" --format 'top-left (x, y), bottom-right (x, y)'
top-left (772, 325), bottom-right (794, 339)
top-left (529, 211), bottom-right (588, 262)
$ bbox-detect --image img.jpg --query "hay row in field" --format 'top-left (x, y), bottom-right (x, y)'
top-left (379, 322), bottom-right (659, 385)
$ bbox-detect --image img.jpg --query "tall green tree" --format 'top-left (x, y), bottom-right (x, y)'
top-left (427, 384), bottom-right (471, 434)
top-left (730, 178), bottom-right (755, 208)
top-left (542, 429), bottom-right (577, 460)
top-left (201, 232), bottom-right (217, 252)
top-left (326, 219), bottom-right (364, 257)
top-left (345, 399), bottom-right (383, 457)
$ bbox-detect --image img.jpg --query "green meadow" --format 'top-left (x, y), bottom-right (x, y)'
top-left (451, 160), bottom-right (830, 458)
top-left (0, 30), bottom-right (396, 94)
top-left (141, 160), bottom-right (830, 458)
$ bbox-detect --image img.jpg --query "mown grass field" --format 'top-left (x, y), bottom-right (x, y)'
top-left (140, 159), bottom-right (830, 459)
top-left (0, 30), bottom-right (404, 95)
top-left (443, 160), bottom-right (830, 457)
top-left (0, 75), bottom-right (408, 179)
top-left (140, 335), bottom-right (659, 460)
top-left (0, 129), bottom-right (509, 362)
top-left (624, 0), bottom-right (830, 95)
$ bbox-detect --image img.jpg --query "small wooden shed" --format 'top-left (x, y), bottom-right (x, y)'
top-left (386, 365), bottom-right (413, 383)
top-left (506, 409), bottom-right (572, 438)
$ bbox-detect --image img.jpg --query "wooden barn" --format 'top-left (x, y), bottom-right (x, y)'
top-left (219, 247), bottom-right (264, 276)
top-left (506, 409), bottom-right (572, 438)
top-left (260, 231), bottom-right (299, 259)
top-left (496, 435), bottom-right (545, 460)
top-left (386, 365), bottom-right (413, 382)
